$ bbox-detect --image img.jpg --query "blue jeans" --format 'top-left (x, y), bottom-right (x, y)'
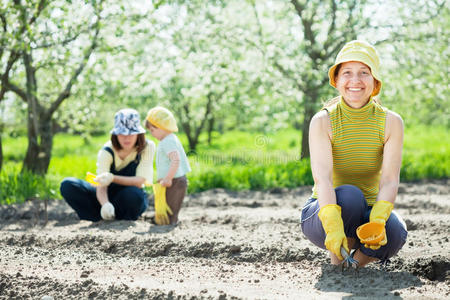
top-left (300, 185), bottom-right (408, 262)
top-left (60, 178), bottom-right (148, 222)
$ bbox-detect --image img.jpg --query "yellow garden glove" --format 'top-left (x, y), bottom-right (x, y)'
top-left (153, 183), bottom-right (173, 225)
top-left (363, 200), bottom-right (394, 250)
top-left (318, 204), bottom-right (349, 260)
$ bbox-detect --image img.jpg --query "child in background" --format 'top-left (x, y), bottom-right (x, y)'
top-left (145, 106), bottom-right (191, 225)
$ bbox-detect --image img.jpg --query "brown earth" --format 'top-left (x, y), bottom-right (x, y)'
top-left (0, 180), bottom-right (449, 299)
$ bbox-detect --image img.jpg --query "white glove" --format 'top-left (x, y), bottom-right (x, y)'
top-left (95, 172), bottom-right (114, 187)
top-left (100, 202), bottom-right (115, 220)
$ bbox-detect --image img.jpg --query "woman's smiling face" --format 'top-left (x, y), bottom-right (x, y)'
top-left (335, 61), bottom-right (377, 108)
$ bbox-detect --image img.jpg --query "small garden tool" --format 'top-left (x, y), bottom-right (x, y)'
top-left (340, 246), bottom-right (359, 272)
top-left (86, 172), bottom-right (114, 187)
top-left (86, 172), bottom-right (99, 186)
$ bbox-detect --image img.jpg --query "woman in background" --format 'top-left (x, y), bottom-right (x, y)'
top-left (60, 108), bottom-right (155, 221)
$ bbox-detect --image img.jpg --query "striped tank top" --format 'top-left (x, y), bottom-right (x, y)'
top-left (312, 96), bottom-right (387, 206)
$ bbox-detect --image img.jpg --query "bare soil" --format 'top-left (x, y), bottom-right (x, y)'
top-left (0, 180), bottom-right (449, 299)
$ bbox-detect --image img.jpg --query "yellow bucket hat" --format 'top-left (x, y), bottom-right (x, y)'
top-left (328, 40), bottom-right (382, 96)
top-left (146, 106), bottom-right (178, 132)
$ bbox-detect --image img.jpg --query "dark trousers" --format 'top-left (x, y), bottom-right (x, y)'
top-left (300, 184), bottom-right (408, 262)
top-left (165, 175), bottom-right (188, 224)
top-left (60, 178), bottom-right (148, 222)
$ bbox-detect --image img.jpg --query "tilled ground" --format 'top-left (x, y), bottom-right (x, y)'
top-left (0, 181), bottom-right (449, 299)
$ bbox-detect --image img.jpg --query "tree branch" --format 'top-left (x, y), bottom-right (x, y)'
top-left (323, 0), bottom-right (337, 52)
top-left (291, 0), bottom-right (324, 64)
top-left (291, 0), bottom-right (317, 47)
top-left (181, 103), bottom-right (192, 145)
top-left (3, 80), bottom-right (27, 102)
top-left (251, 0), bottom-right (264, 45)
top-left (344, 0), bottom-right (358, 41)
top-left (327, 39), bottom-right (347, 58)
top-left (290, 0), bottom-right (305, 21)
top-left (194, 92), bottom-right (214, 140)
top-left (370, 0), bottom-right (445, 30)
top-left (0, 12), bottom-right (6, 32)
top-left (29, 0), bottom-right (47, 25)
top-left (373, 1), bottom-right (446, 45)
top-left (249, 1), bottom-right (304, 91)
top-left (0, 0), bottom-right (48, 101)
top-left (0, 51), bottom-right (21, 100)
top-left (35, 29), bottom-right (85, 49)
top-left (48, 12), bottom-right (101, 116)
top-left (374, 32), bottom-right (440, 46)
top-left (23, 51), bottom-right (41, 143)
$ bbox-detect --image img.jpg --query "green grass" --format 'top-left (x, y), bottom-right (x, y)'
top-left (193, 129), bottom-right (301, 152)
top-left (1, 125), bottom-right (448, 204)
top-left (0, 165), bottom-right (59, 205)
top-left (188, 160), bottom-right (312, 193)
top-left (401, 125), bottom-right (449, 180)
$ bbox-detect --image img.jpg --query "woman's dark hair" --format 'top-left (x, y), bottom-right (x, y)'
top-left (111, 133), bottom-right (146, 155)
top-left (334, 64), bottom-right (342, 79)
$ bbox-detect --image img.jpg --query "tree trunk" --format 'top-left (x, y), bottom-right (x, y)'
top-left (180, 118), bottom-right (198, 153)
top-left (301, 88), bottom-right (318, 159)
top-left (22, 113), bottom-right (53, 174)
top-left (207, 116), bottom-right (214, 145)
top-left (188, 136), bottom-right (199, 153)
top-left (21, 51), bottom-right (50, 174)
top-left (181, 93), bottom-right (215, 153)
top-left (0, 127), bottom-right (3, 172)
top-left (4, 1), bottom-right (101, 175)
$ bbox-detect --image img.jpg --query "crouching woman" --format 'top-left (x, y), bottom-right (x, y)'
top-left (301, 41), bottom-right (407, 267)
top-left (60, 108), bottom-right (155, 221)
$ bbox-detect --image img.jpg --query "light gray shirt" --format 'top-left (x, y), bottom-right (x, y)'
top-left (156, 133), bottom-right (191, 180)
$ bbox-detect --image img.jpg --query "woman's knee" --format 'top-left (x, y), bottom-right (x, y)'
top-left (300, 199), bottom-right (326, 249)
top-left (60, 177), bottom-right (79, 198)
top-left (116, 187), bottom-right (147, 214)
top-left (335, 185), bottom-right (367, 225)
top-left (125, 187), bottom-right (146, 202)
top-left (384, 211), bottom-right (408, 257)
top-left (335, 185), bottom-right (366, 208)
top-left (360, 211), bottom-right (408, 260)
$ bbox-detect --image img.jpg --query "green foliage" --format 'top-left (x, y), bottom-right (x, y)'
top-left (3, 133), bottom-right (105, 164)
top-left (401, 125), bottom-right (450, 180)
top-left (2, 136), bottom-right (27, 162)
top-left (48, 155), bottom-right (97, 180)
top-left (193, 129), bottom-right (301, 152)
top-left (187, 160), bottom-right (313, 193)
top-left (378, 1), bottom-right (449, 128)
top-left (0, 166), bottom-right (58, 205)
